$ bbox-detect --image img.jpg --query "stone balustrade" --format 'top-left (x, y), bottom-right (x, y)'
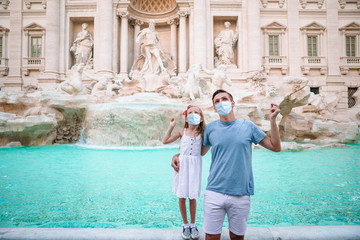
top-left (22, 57), bottom-right (45, 76)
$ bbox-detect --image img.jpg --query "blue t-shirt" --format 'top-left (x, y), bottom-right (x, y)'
top-left (203, 119), bottom-right (266, 196)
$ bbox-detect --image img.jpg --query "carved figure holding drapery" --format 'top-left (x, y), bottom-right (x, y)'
top-left (214, 21), bottom-right (238, 67)
top-left (70, 23), bottom-right (94, 68)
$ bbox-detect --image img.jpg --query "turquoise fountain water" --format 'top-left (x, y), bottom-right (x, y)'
top-left (0, 144), bottom-right (359, 228)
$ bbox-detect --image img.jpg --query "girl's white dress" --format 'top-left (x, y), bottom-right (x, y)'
top-left (173, 129), bottom-right (202, 200)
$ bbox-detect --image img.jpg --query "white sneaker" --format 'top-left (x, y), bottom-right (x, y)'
top-left (190, 226), bottom-right (199, 239)
top-left (182, 226), bottom-right (191, 239)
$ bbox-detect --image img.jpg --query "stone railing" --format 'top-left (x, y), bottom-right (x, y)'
top-left (0, 57), bottom-right (8, 66)
top-left (22, 57), bottom-right (45, 76)
top-left (340, 57), bottom-right (360, 75)
top-left (0, 57), bottom-right (9, 76)
top-left (263, 56), bottom-right (287, 65)
top-left (340, 57), bottom-right (360, 65)
top-left (301, 56), bottom-right (327, 75)
top-left (263, 56), bottom-right (288, 75)
top-left (302, 56), bottom-right (326, 65)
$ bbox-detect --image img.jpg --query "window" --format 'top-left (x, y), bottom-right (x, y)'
top-left (30, 36), bottom-right (42, 58)
top-left (348, 87), bottom-right (358, 108)
top-left (307, 36), bottom-right (318, 57)
top-left (269, 35), bottom-right (279, 56)
top-left (310, 87), bottom-right (320, 95)
top-left (346, 36), bottom-right (356, 57)
top-left (0, 36), bottom-right (2, 58)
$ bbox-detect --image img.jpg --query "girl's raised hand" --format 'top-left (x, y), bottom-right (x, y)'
top-left (170, 117), bottom-right (176, 127)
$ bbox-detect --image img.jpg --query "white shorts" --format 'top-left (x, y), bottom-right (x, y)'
top-left (203, 190), bottom-right (251, 236)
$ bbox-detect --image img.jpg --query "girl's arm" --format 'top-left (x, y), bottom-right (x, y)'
top-left (162, 118), bottom-right (182, 144)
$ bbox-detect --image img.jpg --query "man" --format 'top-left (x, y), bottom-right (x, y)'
top-left (172, 89), bottom-right (281, 240)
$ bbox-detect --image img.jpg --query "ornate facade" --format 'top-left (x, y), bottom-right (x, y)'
top-left (0, 0), bottom-right (359, 110)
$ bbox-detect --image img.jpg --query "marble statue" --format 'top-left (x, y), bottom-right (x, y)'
top-left (182, 64), bottom-right (207, 100)
top-left (58, 63), bottom-right (85, 95)
top-left (70, 23), bottom-right (94, 68)
top-left (214, 21), bottom-right (238, 67)
top-left (203, 64), bottom-right (232, 94)
top-left (136, 20), bottom-right (166, 74)
top-left (82, 71), bottom-right (123, 96)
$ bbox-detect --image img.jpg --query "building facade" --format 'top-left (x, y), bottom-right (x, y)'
top-left (0, 0), bottom-right (359, 110)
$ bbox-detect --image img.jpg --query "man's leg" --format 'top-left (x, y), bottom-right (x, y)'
top-left (229, 231), bottom-right (244, 240)
top-left (205, 233), bottom-right (221, 240)
top-left (227, 195), bottom-right (251, 240)
top-left (203, 190), bottom-right (226, 240)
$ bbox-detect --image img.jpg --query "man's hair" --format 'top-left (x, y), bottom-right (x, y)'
top-left (212, 89), bottom-right (233, 105)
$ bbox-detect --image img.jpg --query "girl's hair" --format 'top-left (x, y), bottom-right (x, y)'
top-left (183, 105), bottom-right (206, 142)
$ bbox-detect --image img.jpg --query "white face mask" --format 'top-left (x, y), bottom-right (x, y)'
top-left (187, 113), bottom-right (201, 125)
top-left (216, 101), bottom-right (232, 117)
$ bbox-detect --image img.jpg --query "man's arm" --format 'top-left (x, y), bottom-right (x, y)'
top-left (201, 145), bottom-right (211, 156)
top-left (259, 104), bottom-right (281, 152)
top-left (171, 153), bottom-right (180, 172)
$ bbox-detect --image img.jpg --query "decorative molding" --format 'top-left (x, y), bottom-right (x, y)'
top-left (0, 25), bottom-right (9, 35)
top-left (261, 0), bottom-right (286, 8)
top-left (339, 21), bottom-right (360, 31)
top-left (339, 0), bottom-right (346, 9)
top-left (279, 0), bottom-right (285, 8)
top-left (0, 0), bottom-right (9, 9)
top-left (261, 0), bottom-right (268, 8)
top-left (262, 21), bottom-right (287, 31)
top-left (317, 0), bottom-right (325, 8)
top-left (24, 0), bottom-right (47, 10)
top-left (300, 21), bottom-right (326, 31)
top-left (23, 23), bottom-right (46, 35)
top-left (300, 0), bottom-right (307, 8)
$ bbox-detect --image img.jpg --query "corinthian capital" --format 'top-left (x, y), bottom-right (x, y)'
top-left (178, 11), bottom-right (189, 18)
top-left (118, 11), bottom-right (129, 18)
top-left (167, 17), bottom-right (179, 26)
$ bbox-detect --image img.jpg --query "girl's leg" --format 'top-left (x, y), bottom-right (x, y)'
top-left (179, 198), bottom-right (188, 224)
top-left (189, 199), bottom-right (196, 224)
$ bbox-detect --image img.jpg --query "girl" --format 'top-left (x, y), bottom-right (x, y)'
top-left (162, 105), bottom-right (206, 240)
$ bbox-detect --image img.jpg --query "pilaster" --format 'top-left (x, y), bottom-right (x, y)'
top-left (5, 0), bottom-right (23, 91)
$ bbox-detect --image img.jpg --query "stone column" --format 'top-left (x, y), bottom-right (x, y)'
top-left (167, 17), bottom-right (178, 68)
top-left (178, 11), bottom-right (188, 74)
top-left (58, 0), bottom-right (66, 78)
top-left (119, 11), bottom-right (129, 75)
top-left (38, 0), bottom-right (61, 88)
top-left (94, 0), bottom-right (113, 73)
top-left (112, 8), bottom-right (120, 73)
top-left (287, 0), bottom-right (301, 75)
top-left (247, 0), bottom-right (261, 72)
top-left (193, 0), bottom-right (207, 67)
top-left (133, 19), bottom-right (143, 61)
top-left (5, 0), bottom-right (22, 91)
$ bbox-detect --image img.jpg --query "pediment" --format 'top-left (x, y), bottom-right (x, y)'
top-left (339, 22), bottom-right (360, 31)
top-left (262, 21), bottom-right (287, 30)
top-left (300, 22), bottom-right (326, 31)
top-left (24, 22), bottom-right (45, 31)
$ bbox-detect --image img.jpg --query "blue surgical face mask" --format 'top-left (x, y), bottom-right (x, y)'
top-left (187, 113), bottom-right (201, 125)
top-left (216, 101), bottom-right (232, 117)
